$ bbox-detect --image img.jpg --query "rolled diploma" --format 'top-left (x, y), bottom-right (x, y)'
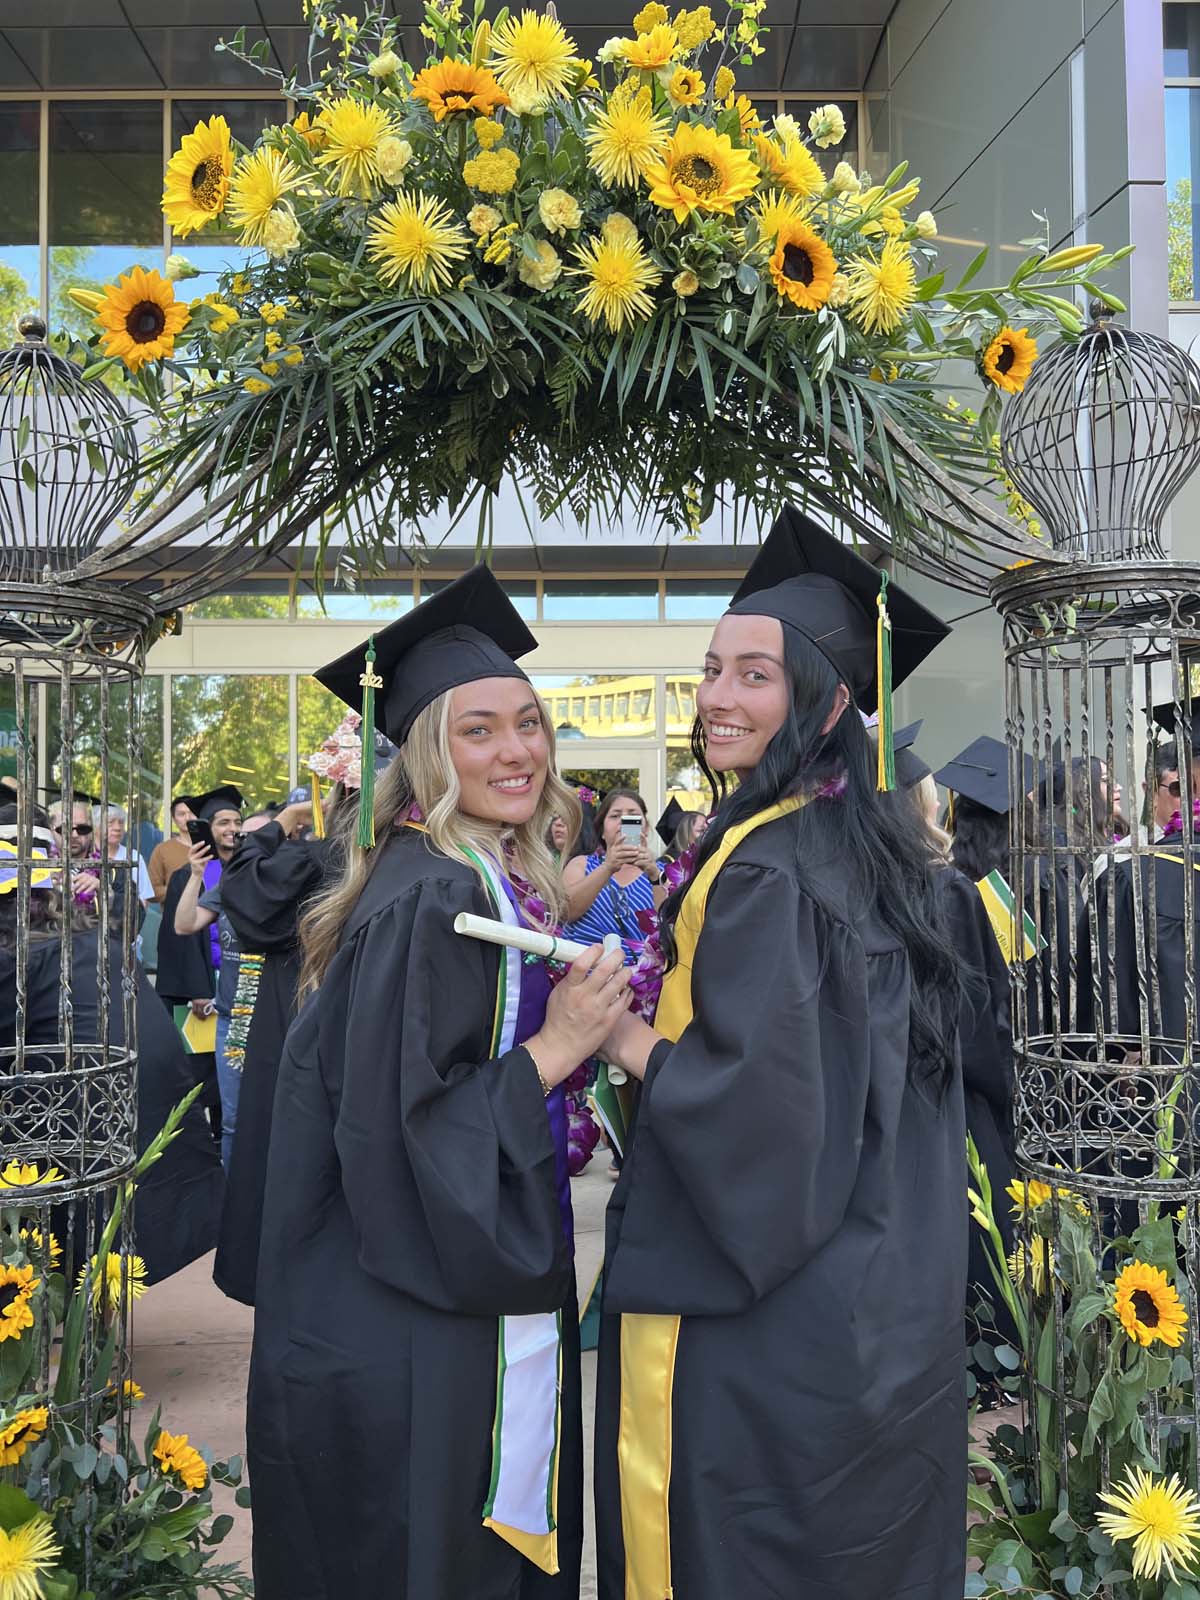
top-left (452, 916), bottom-right (629, 1084)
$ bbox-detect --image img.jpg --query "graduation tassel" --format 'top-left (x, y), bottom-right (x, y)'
top-left (357, 636), bottom-right (382, 849)
top-left (946, 790), bottom-right (955, 831)
top-left (310, 773), bottom-right (325, 839)
top-left (875, 571), bottom-right (896, 793)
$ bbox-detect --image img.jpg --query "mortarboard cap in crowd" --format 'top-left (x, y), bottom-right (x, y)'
top-left (656, 798), bottom-right (685, 849)
top-left (892, 720), bottom-right (930, 791)
top-left (314, 564), bottom-right (537, 846)
top-left (1153, 699), bottom-right (1200, 749)
top-left (191, 785), bottom-right (244, 823)
top-left (934, 735), bottom-right (1031, 816)
top-left (43, 787), bottom-right (101, 809)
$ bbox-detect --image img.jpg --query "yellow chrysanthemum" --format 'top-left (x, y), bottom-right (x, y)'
top-left (585, 85), bottom-right (670, 188)
top-left (368, 193), bottom-right (469, 293)
top-left (1114, 1260), bottom-right (1188, 1349)
top-left (645, 122), bottom-right (759, 223)
top-left (315, 98), bottom-right (402, 198)
top-left (0, 1265), bottom-right (37, 1344)
top-left (94, 268), bottom-right (190, 372)
top-left (571, 230), bottom-right (662, 332)
top-left (0, 1162), bottom-right (61, 1190)
top-left (622, 24), bottom-right (678, 69)
top-left (673, 6), bottom-right (716, 50)
top-left (79, 1252), bottom-right (147, 1312)
top-left (667, 67), bottom-right (704, 107)
top-left (752, 127), bottom-right (823, 198)
top-left (17, 1229), bottom-right (60, 1268)
top-left (488, 11), bottom-right (578, 104)
top-left (153, 1429), bottom-right (209, 1493)
top-left (0, 1407), bottom-right (48, 1468)
top-left (753, 188), bottom-right (806, 242)
top-left (843, 238), bottom-right (916, 335)
top-left (161, 115), bottom-right (233, 237)
top-left (227, 147), bottom-right (302, 249)
top-left (1005, 1176), bottom-right (1085, 1216)
top-left (724, 93), bottom-right (761, 134)
top-left (412, 58), bottom-right (510, 121)
top-left (463, 146), bottom-right (521, 194)
top-left (632, 2), bottom-right (668, 32)
top-left (1098, 1466), bottom-right (1200, 1582)
top-left (982, 326), bottom-right (1038, 395)
top-left (769, 219), bottom-right (837, 311)
top-left (0, 1515), bottom-right (60, 1600)
top-left (1007, 1236), bottom-right (1054, 1297)
top-left (291, 110), bottom-right (326, 150)
top-left (713, 65), bottom-right (735, 100)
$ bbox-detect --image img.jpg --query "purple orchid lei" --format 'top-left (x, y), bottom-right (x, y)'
top-left (1164, 798), bottom-right (1200, 840)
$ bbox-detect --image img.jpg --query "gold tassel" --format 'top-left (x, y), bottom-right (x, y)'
top-left (310, 773), bottom-right (325, 839)
top-left (875, 571), bottom-right (896, 793)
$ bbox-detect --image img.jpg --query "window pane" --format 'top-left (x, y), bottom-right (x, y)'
top-left (171, 674), bottom-right (290, 813)
top-left (0, 103), bottom-right (38, 315)
top-left (1167, 85), bottom-right (1200, 299)
top-left (532, 674), bottom-right (656, 739)
top-left (46, 674), bottom-right (161, 829)
top-left (189, 592), bottom-right (293, 619)
top-left (169, 101), bottom-right (278, 266)
top-left (296, 588), bottom-right (415, 621)
top-left (663, 580), bottom-right (735, 620)
top-left (783, 99), bottom-right (859, 177)
top-left (666, 673), bottom-right (700, 764)
top-left (1165, 4), bottom-right (1200, 74)
top-left (542, 581), bottom-right (657, 622)
top-left (297, 678), bottom-right (349, 782)
top-left (418, 577), bottom-right (536, 620)
top-left (666, 745), bottom-right (709, 809)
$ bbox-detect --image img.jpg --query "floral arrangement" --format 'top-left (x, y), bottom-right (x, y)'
top-left (307, 709), bottom-right (366, 789)
top-left (0, 1096), bottom-right (250, 1600)
top-left (967, 1138), bottom-right (1200, 1599)
top-left (60, 0), bottom-right (1127, 567)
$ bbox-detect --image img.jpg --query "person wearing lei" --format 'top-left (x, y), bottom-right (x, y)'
top-left (592, 508), bottom-right (970, 1600)
top-left (247, 566), bottom-right (631, 1600)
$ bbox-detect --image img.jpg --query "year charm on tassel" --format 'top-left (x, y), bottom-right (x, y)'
top-left (875, 571), bottom-right (896, 793)
top-left (357, 638), bottom-right (383, 848)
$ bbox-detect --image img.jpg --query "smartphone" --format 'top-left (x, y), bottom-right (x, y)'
top-left (186, 817), bottom-right (216, 855)
top-left (619, 816), bottom-right (642, 847)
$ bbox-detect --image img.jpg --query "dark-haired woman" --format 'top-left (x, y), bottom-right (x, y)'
top-left (592, 510), bottom-right (967, 1600)
top-left (562, 788), bottom-right (666, 965)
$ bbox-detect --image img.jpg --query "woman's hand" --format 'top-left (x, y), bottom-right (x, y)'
top-left (525, 945), bottom-right (632, 1089)
top-left (634, 843), bottom-right (662, 882)
top-left (604, 835), bottom-right (642, 876)
top-left (600, 1007), bottom-right (663, 1083)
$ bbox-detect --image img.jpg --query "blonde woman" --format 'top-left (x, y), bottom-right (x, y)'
top-left (248, 568), bottom-right (630, 1600)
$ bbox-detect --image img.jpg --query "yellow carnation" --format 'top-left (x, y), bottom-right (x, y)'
top-left (633, 2), bottom-right (669, 32)
top-left (602, 211), bottom-right (640, 245)
top-left (376, 136), bottom-right (413, 185)
top-left (463, 146), bottom-right (521, 194)
top-left (826, 271), bottom-right (851, 308)
top-left (468, 203), bottom-right (503, 236)
top-left (518, 238), bottom-right (563, 290)
top-left (830, 161), bottom-right (860, 195)
top-left (672, 269), bottom-right (700, 297)
top-left (915, 209), bottom-right (937, 238)
top-left (538, 187), bottom-right (582, 235)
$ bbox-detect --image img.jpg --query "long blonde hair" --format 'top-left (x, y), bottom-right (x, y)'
top-left (299, 685), bottom-right (581, 993)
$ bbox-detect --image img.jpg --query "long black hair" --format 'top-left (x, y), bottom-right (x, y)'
top-left (658, 624), bottom-right (964, 1095)
top-left (948, 795), bottom-right (1011, 882)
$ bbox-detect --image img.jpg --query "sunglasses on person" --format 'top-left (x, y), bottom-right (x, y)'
top-left (53, 823), bottom-right (93, 836)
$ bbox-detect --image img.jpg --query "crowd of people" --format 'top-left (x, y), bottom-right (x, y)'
top-left (3, 504), bottom-right (1197, 1599)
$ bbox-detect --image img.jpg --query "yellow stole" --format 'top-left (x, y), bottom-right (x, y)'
top-left (617, 797), bottom-right (805, 1600)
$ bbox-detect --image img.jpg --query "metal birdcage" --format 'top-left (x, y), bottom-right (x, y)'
top-left (0, 316), bottom-right (140, 582)
top-left (1000, 310), bottom-right (1200, 564)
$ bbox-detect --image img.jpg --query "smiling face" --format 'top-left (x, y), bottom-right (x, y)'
top-left (697, 612), bottom-right (793, 776)
top-left (447, 677), bottom-right (550, 825)
top-left (210, 807), bottom-right (243, 856)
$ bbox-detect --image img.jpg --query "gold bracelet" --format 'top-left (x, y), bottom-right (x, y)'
top-left (528, 1050), bottom-right (553, 1098)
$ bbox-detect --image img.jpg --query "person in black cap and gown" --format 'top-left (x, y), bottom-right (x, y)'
top-left (247, 566), bottom-right (632, 1600)
top-left (592, 507), bottom-right (967, 1600)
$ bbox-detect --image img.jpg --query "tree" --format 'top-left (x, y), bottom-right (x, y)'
top-left (0, 262), bottom-right (34, 341)
top-left (1169, 177), bottom-right (1194, 303)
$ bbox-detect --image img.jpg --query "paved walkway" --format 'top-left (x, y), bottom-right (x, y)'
top-left (133, 1161), bottom-right (613, 1597)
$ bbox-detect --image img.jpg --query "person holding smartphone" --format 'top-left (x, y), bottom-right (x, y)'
top-left (562, 787), bottom-right (666, 967)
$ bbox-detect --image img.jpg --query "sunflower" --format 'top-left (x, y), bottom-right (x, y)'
top-left (1007, 1236), bottom-right (1054, 1297)
top-left (768, 219), bottom-right (837, 311)
top-left (752, 128), bottom-right (823, 198)
top-left (0, 1161), bottom-right (61, 1189)
top-left (667, 66), bottom-right (704, 107)
top-left (724, 92), bottom-right (761, 133)
top-left (161, 115), bottom-right (233, 237)
top-left (645, 123), bottom-right (759, 223)
top-left (124, 1379), bottom-right (145, 1403)
top-left (17, 1229), bottom-right (60, 1268)
top-left (0, 1266), bottom-right (36, 1344)
top-left (412, 59), bottom-right (510, 121)
top-left (585, 86), bottom-right (670, 188)
top-left (93, 266), bottom-right (191, 372)
top-left (1097, 1466), bottom-right (1200, 1582)
top-left (78, 1252), bottom-right (148, 1313)
top-left (488, 11), bottom-right (578, 104)
top-left (622, 24), bottom-right (678, 69)
top-left (1114, 1260), bottom-right (1188, 1348)
top-left (843, 238), bottom-right (916, 336)
top-left (983, 325), bottom-right (1038, 394)
top-left (227, 147), bottom-right (303, 249)
top-left (368, 193), bottom-right (469, 294)
top-left (0, 1407), bottom-right (48, 1468)
top-left (153, 1428), bottom-right (208, 1493)
top-left (571, 229), bottom-right (662, 332)
top-left (0, 1514), bottom-right (60, 1600)
top-left (315, 98), bottom-right (402, 198)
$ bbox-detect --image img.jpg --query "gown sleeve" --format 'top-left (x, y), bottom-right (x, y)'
top-left (319, 870), bottom-right (572, 1316)
top-left (220, 822), bottom-right (326, 954)
top-left (605, 859), bottom-right (875, 1315)
top-left (942, 871), bottom-right (1013, 1135)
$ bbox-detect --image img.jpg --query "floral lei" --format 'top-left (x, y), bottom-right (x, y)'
top-left (1163, 798), bottom-right (1200, 840)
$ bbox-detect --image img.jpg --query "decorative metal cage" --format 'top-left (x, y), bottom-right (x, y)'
top-left (0, 317), bottom-right (139, 583)
top-left (999, 312), bottom-right (1200, 564)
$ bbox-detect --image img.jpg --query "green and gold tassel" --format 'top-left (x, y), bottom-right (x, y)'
top-left (357, 636), bottom-right (382, 849)
top-left (310, 773), bottom-right (325, 839)
top-left (875, 570), bottom-right (896, 793)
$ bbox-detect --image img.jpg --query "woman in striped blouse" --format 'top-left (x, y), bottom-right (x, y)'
top-left (562, 787), bottom-right (667, 965)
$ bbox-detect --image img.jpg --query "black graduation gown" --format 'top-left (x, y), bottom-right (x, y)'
top-left (0, 929), bottom-right (222, 1283)
top-left (594, 814), bottom-right (968, 1600)
top-left (213, 821), bottom-right (328, 1305)
top-left (247, 828), bottom-right (583, 1600)
top-left (1080, 850), bottom-right (1200, 1046)
top-left (155, 863), bottom-right (216, 1007)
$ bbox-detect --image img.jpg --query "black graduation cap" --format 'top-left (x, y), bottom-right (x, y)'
top-left (934, 736), bottom-right (1030, 815)
top-left (315, 564), bottom-right (536, 746)
top-left (892, 720), bottom-right (930, 790)
top-left (1153, 699), bottom-right (1200, 749)
top-left (42, 787), bottom-right (100, 808)
top-left (192, 785), bottom-right (244, 822)
top-left (657, 798), bottom-right (685, 849)
top-left (728, 507), bottom-right (950, 716)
